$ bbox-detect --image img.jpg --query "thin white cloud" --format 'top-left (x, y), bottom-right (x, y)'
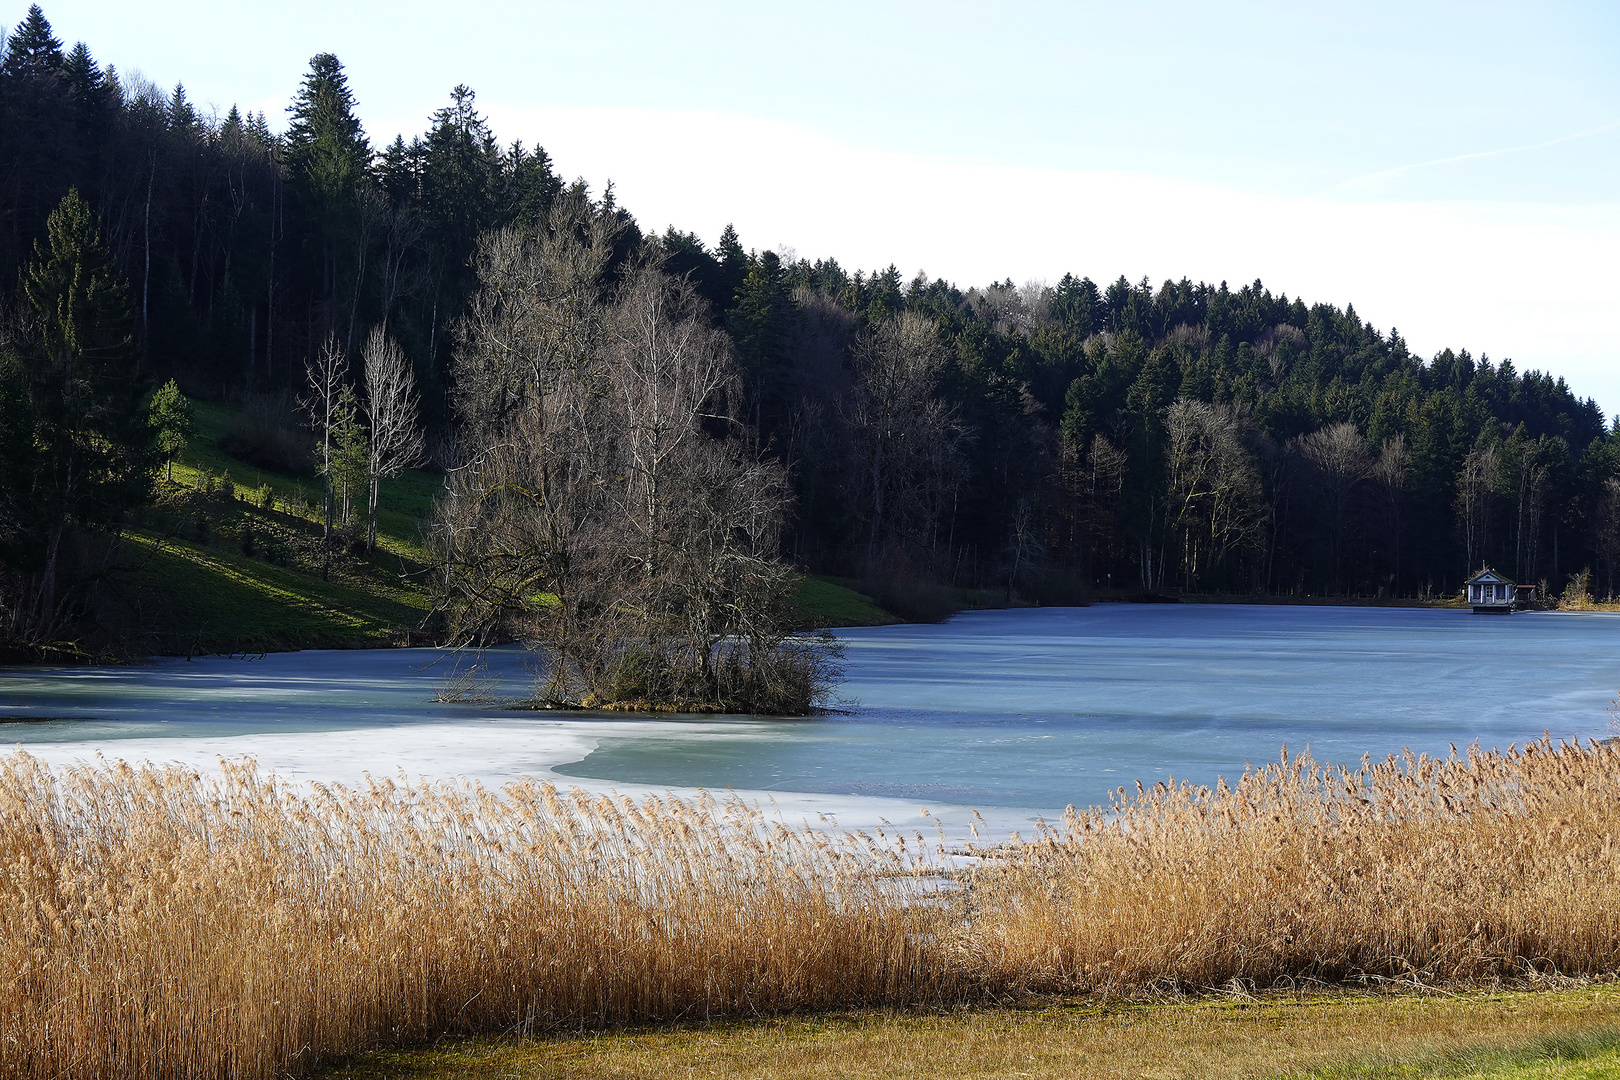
top-left (1328, 119), bottom-right (1620, 196)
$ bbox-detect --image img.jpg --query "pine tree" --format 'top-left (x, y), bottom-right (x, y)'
top-left (0, 4), bottom-right (75, 269)
top-left (14, 188), bottom-right (150, 634)
top-left (167, 82), bottom-right (196, 129)
top-left (285, 53), bottom-right (370, 336)
top-left (501, 140), bottom-right (561, 233)
top-left (62, 41), bottom-right (107, 111)
top-left (330, 385), bottom-right (368, 530)
top-left (147, 378), bottom-right (191, 482)
top-left (716, 224), bottom-right (747, 306)
top-left (728, 250), bottom-right (789, 438)
top-left (1, 5), bottom-right (62, 80)
top-left (377, 135), bottom-right (419, 204)
top-left (285, 53), bottom-right (369, 200)
top-left (422, 84), bottom-right (498, 261)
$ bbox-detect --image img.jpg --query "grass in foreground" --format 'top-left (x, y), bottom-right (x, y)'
top-left (6, 738), bottom-right (1620, 1079)
top-left (320, 990), bottom-right (1620, 1080)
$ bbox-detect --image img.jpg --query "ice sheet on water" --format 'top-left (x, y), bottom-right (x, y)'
top-left (4, 606), bottom-right (1618, 844)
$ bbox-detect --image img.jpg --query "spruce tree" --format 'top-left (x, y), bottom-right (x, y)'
top-left (285, 53), bottom-right (370, 336)
top-left (501, 140), bottom-right (561, 233)
top-left (147, 378), bottom-right (190, 482)
top-left (15, 188), bottom-right (150, 633)
top-left (728, 249), bottom-right (789, 437)
top-left (285, 53), bottom-right (369, 201)
top-left (422, 85), bottom-right (497, 266)
top-left (1, 5), bottom-right (62, 80)
top-left (716, 223), bottom-right (747, 305)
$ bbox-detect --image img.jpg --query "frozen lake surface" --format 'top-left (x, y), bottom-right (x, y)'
top-left (3, 605), bottom-right (1617, 840)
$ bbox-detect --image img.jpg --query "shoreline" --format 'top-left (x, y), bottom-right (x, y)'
top-left (7, 592), bottom-right (1620, 669)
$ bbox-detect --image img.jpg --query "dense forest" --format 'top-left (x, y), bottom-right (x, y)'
top-left (4, 4), bottom-right (1620, 655)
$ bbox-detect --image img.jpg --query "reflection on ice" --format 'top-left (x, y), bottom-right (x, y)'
top-left (3, 605), bottom-right (1619, 844)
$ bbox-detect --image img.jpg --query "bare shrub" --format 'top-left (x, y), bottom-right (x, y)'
top-left (430, 657), bottom-right (499, 704)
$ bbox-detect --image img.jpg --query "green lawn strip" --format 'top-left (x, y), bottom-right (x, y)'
top-left (314, 986), bottom-right (1620, 1080)
top-left (1281, 1027), bottom-right (1620, 1079)
top-left (787, 575), bottom-right (901, 628)
top-left (122, 531), bottom-right (423, 652)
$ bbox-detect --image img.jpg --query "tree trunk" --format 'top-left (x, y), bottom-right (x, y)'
top-left (367, 471), bottom-right (380, 553)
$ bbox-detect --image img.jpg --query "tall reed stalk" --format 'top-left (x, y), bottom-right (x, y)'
top-left (963, 739), bottom-right (1620, 991)
top-left (3, 737), bottom-right (1618, 1079)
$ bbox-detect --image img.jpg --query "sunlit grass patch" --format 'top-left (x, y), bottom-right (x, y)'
top-left (1283, 1025), bottom-right (1620, 1078)
top-left (174, 396), bottom-right (436, 562)
top-left (120, 530), bottom-right (424, 652)
top-left (786, 575), bottom-right (901, 628)
top-left (317, 989), bottom-right (1620, 1080)
top-left (119, 394), bottom-right (442, 652)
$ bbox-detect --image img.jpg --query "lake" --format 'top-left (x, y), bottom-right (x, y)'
top-left (3, 605), bottom-right (1616, 840)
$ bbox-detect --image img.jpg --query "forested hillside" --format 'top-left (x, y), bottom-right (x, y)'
top-left (3, 4), bottom-right (1617, 654)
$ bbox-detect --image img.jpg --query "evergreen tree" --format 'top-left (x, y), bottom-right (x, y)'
top-left (728, 249), bottom-right (789, 438)
top-left (285, 53), bottom-right (370, 343)
top-left (329, 384), bottom-right (367, 529)
top-left (419, 84), bottom-right (500, 378)
top-left (377, 135), bottom-right (419, 204)
top-left (284, 53), bottom-right (369, 206)
top-left (62, 41), bottom-right (111, 121)
top-left (10, 188), bottom-right (149, 635)
top-left (501, 140), bottom-right (561, 232)
top-left (147, 377), bottom-right (190, 481)
top-left (715, 223), bottom-right (747, 305)
top-left (660, 227), bottom-right (724, 313)
top-left (0, 3), bottom-right (73, 270)
top-left (0, 5), bottom-right (62, 80)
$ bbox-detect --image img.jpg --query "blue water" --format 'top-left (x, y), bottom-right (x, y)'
top-left (1, 605), bottom-right (1616, 814)
top-left (561, 605), bottom-right (1620, 808)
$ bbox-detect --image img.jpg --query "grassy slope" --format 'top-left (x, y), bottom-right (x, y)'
top-left (123, 399), bottom-right (436, 654)
top-left (119, 532), bottom-right (425, 653)
top-left (130, 400), bottom-right (895, 653)
top-left (786, 575), bottom-right (902, 628)
top-left (320, 987), bottom-right (1620, 1080)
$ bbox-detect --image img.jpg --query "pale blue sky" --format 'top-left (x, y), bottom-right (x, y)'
top-left (20, 1), bottom-right (1620, 408)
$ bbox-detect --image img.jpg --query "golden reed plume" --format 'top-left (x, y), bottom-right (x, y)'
top-left (3, 737), bottom-right (1618, 1078)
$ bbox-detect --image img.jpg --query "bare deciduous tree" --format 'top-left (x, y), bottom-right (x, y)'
top-left (301, 334), bottom-right (347, 576)
top-left (1456, 444), bottom-right (1499, 579)
top-left (1299, 421), bottom-right (1373, 593)
top-left (360, 327), bottom-right (424, 552)
top-left (1164, 398), bottom-right (1262, 591)
top-left (1596, 477), bottom-right (1620, 600)
top-left (429, 208), bottom-right (838, 713)
top-left (843, 312), bottom-right (969, 578)
top-left (1373, 433), bottom-right (1410, 594)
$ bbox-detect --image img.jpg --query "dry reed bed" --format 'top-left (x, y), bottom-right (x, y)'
top-left (2, 738), bottom-right (1619, 1079)
top-left (965, 738), bottom-right (1620, 992)
top-left (0, 754), bottom-right (942, 1079)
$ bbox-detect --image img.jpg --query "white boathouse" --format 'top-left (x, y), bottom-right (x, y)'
top-left (1465, 568), bottom-right (1515, 613)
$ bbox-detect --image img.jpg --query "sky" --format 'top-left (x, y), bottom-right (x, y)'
top-left (22, 1), bottom-right (1620, 413)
